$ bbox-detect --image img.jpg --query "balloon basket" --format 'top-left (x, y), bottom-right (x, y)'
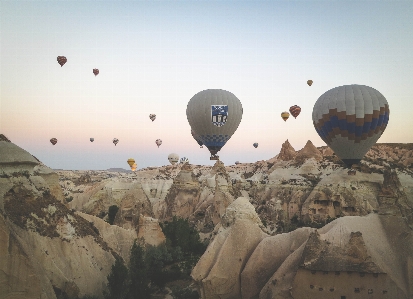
top-left (210, 156), bottom-right (219, 160)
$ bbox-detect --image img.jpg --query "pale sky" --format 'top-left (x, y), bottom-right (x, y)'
top-left (1, 0), bottom-right (413, 170)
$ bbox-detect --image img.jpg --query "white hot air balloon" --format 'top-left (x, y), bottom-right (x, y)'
top-left (168, 153), bottom-right (179, 165)
top-left (180, 157), bottom-right (189, 164)
top-left (312, 84), bottom-right (389, 168)
top-left (186, 89), bottom-right (243, 160)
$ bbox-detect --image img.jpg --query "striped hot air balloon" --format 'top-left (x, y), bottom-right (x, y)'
top-left (180, 157), bottom-right (189, 164)
top-left (50, 138), bottom-right (57, 145)
top-left (312, 84), bottom-right (389, 168)
top-left (57, 56), bottom-right (67, 67)
top-left (289, 105), bottom-right (301, 119)
top-left (281, 112), bottom-right (290, 122)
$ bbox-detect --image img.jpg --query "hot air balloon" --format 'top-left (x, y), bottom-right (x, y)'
top-left (289, 105), bottom-right (301, 119)
top-left (253, 143), bottom-right (258, 148)
top-left (90, 138), bottom-right (94, 142)
top-left (57, 56), bottom-right (67, 67)
top-left (50, 138), bottom-right (57, 145)
top-left (155, 139), bottom-right (162, 148)
top-left (281, 112), bottom-right (290, 122)
top-left (307, 80), bottom-right (313, 86)
top-left (149, 114), bottom-right (156, 122)
top-left (312, 84), bottom-right (389, 168)
top-left (168, 153), bottom-right (179, 165)
top-left (113, 138), bottom-right (119, 146)
top-left (186, 89), bottom-right (243, 160)
top-left (127, 158), bottom-right (135, 168)
top-left (235, 161), bottom-right (240, 165)
top-left (93, 69), bottom-right (99, 76)
top-left (131, 163), bottom-right (137, 171)
top-left (180, 157), bottom-right (189, 164)
top-left (191, 129), bottom-right (204, 148)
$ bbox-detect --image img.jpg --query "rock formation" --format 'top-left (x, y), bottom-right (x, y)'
top-left (294, 140), bottom-right (323, 164)
top-left (277, 140), bottom-right (296, 161)
top-left (0, 138), bottom-right (165, 299)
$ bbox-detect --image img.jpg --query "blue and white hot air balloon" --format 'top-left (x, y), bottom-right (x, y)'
top-left (312, 84), bottom-right (389, 168)
top-left (186, 89), bottom-right (243, 160)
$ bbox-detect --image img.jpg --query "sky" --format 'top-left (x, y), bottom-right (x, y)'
top-left (1, 0), bottom-right (413, 170)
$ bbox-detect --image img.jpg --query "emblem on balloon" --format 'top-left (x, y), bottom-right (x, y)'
top-left (211, 105), bottom-right (228, 127)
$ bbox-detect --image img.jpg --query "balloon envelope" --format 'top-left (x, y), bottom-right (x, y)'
top-left (155, 139), bottom-right (162, 148)
top-left (186, 89), bottom-right (243, 159)
top-left (281, 112), bottom-right (290, 122)
top-left (127, 158), bottom-right (135, 167)
top-left (90, 138), bottom-right (94, 142)
top-left (131, 163), bottom-right (137, 171)
top-left (253, 143), bottom-right (258, 148)
top-left (93, 68), bottom-right (99, 76)
top-left (57, 56), bottom-right (67, 67)
top-left (168, 153), bottom-right (179, 165)
top-left (149, 114), bottom-right (156, 122)
top-left (50, 138), bottom-right (57, 145)
top-left (312, 84), bottom-right (389, 167)
top-left (191, 129), bottom-right (203, 148)
top-left (180, 157), bottom-right (189, 164)
top-left (113, 138), bottom-right (119, 146)
top-left (307, 80), bottom-right (313, 86)
top-left (289, 105), bottom-right (301, 119)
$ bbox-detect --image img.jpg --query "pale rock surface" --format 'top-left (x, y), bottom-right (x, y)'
top-left (191, 197), bottom-right (269, 299)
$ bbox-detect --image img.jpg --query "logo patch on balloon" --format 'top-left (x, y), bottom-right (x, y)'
top-left (211, 105), bottom-right (228, 127)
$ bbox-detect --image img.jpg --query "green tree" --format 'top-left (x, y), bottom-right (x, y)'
top-left (160, 216), bottom-right (207, 255)
top-left (104, 257), bottom-right (128, 299)
top-left (127, 241), bottom-right (150, 299)
top-left (108, 205), bottom-right (119, 225)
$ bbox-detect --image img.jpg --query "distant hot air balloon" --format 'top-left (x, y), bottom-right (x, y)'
top-left (312, 84), bottom-right (389, 168)
top-left (149, 114), bottom-right (156, 122)
top-left (93, 69), bottom-right (99, 76)
top-left (155, 139), bottom-right (162, 148)
top-left (180, 157), bottom-right (189, 164)
top-left (191, 129), bottom-right (203, 148)
top-left (113, 138), bottom-right (119, 146)
top-left (168, 153), bottom-right (179, 165)
top-left (253, 143), bottom-right (258, 148)
top-left (307, 80), bottom-right (313, 86)
top-left (235, 161), bottom-right (240, 165)
top-left (50, 138), bottom-right (57, 145)
top-left (186, 89), bottom-right (243, 160)
top-left (127, 158), bottom-right (135, 168)
top-left (131, 163), bottom-right (137, 171)
top-left (289, 105), bottom-right (301, 119)
top-left (90, 138), bottom-right (94, 142)
top-left (281, 112), bottom-right (290, 122)
top-left (57, 56), bottom-right (67, 67)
